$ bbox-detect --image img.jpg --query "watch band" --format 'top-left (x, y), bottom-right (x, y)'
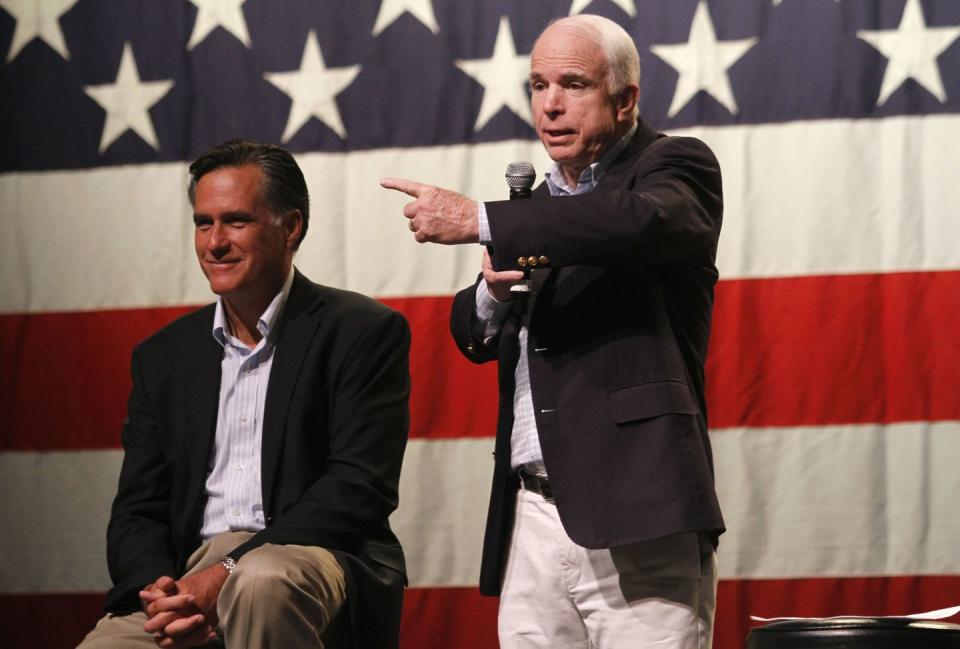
top-left (218, 555), bottom-right (237, 574)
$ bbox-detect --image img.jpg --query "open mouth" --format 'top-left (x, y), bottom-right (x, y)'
top-left (543, 129), bottom-right (576, 143)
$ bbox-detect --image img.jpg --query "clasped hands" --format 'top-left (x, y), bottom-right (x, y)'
top-left (140, 564), bottom-right (228, 648)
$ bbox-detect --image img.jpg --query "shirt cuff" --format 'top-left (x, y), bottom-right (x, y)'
top-left (474, 281), bottom-right (499, 322)
top-left (478, 202), bottom-right (492, 245)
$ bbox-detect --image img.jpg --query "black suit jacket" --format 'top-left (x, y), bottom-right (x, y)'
top-left (105, 271), bottom-right (410, 649)
top-left (451, 119), bottom-right (726, 596)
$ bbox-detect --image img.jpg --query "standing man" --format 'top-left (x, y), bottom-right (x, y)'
top-left (80, 140), bottom-right (410, 649)
top-left (381, 14), bottom-right (724, 649)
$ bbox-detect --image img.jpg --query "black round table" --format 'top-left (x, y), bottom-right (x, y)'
top-left (747, 616), bottom-right (960, 648)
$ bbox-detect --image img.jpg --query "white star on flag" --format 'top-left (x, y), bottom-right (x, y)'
top-left (372, 0), bottom-right (439, 36)
top-left (650, 0), bottom-right (757, 118)
top-left (264, 30), bottom-right (361, 142)
top-left (455, 16), bottom-right (532, 131)
top-left (186, 0), bottom-right (251, 50)
top-left (1, 0), bottom-right (78, 62)
top-left (83, 42), bottom-right (174, 153)
top-left (857, 0), bottom-right (960, 105)
top-left (569, 0), bottom-right (636, 18)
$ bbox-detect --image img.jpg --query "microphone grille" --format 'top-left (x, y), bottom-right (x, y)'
top-left (505, 161), bottom-right (536, 189)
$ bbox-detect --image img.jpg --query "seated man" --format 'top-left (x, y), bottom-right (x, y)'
top-left (79, 140), bottom-right (410, 649)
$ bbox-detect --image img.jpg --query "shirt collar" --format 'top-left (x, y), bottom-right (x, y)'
top-left (212, 266), bottom-right (296, 348)
top-left (544, 122), bottom-right (637, 196)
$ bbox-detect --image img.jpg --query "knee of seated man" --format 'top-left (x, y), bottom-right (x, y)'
top-left (227, 543), bottom-right (346, 605)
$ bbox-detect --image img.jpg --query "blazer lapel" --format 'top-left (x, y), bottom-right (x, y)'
top-left (260, 272), bottom-right (325, 517)
top-left (183, 309), bottom-right (223, 527)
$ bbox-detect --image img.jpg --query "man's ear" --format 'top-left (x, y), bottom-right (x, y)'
top-left (617, 84), bottom-right (640, 121)
top-left (284, 210), bottom-right (303, 249)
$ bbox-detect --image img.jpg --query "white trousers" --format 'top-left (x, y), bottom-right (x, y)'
top-left (498, 487), bottom-right (718, 649)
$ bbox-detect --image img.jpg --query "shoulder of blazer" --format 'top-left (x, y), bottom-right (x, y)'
top-left (600, 119), bottom-right (721, 192)
top-left (599, 119), bottom-right (669, 184)
top-left (134, 303), bottom-right (217, 358)
top-left (280, 270), bottom-right (407, 337)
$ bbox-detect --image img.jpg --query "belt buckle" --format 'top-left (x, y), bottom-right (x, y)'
top-left (520, 467), bottom-right (553, 502)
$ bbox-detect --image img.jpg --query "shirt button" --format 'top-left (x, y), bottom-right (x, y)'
top-left (239, 416), bottom-right (248, 423)
top-left (236, 464), bottom-right (244, 471)
top-left (231, 509), bottom-right (241, 517)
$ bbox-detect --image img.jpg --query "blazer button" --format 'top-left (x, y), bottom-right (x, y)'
top-left (538, 255), bottom-right (550, 266)
top-left (517, 256), bottom-right (527, 267)
top-left (466, 342), bottom-right (476, 354)
top-left (527, 256), bottom-right (538, 267)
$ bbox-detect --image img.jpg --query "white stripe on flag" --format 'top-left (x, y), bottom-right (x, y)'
top-left (2, 421), bottom-right (959, 593)
top-left (2, 115), bottom-right (960, 314)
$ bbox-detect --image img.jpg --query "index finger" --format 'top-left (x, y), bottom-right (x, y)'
top-left (380, 177), bottom-right (428, 198)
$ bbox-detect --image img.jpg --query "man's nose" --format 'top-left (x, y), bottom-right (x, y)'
top-left (542, 86), bottom-right (564, 115)
top-left (206, 223), bottom-right (230, 254)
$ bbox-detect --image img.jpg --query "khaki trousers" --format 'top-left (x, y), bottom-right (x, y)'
top-left (77, 532), bottom-right (346, 649)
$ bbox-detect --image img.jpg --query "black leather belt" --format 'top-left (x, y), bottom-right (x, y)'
top-left (518, 467), bottom-right (553, 501)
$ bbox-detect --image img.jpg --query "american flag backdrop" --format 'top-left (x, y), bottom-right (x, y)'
top-left (2, 0), bottom-right (960, 647)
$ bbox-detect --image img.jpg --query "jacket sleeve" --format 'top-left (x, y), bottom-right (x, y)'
top-left (485, 136), bottom-right (722, 273)
top-left (450, 279), bottom-right (503, 363)
top-left (104, 347), bottom-right (178, 612)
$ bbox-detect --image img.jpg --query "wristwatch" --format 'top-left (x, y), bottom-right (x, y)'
top-left (218, 555), bottom-right (237, 574)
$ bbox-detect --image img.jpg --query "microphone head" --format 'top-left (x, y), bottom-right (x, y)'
top-left (505, 161), bottom-right (536, 190)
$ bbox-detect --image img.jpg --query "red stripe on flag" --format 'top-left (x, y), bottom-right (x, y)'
top-left (0, 592), bottom-right (106, 649)
top-left (400, 586), bottom-right (500, 649)
top-left (0, 295), bottom-right (497, 450)
top-left (5, 577), bottom-right (960, 649)
top-left (2, 271), bottom-right (958, 451)
top-left (387, 296), bottom-right (499, 441)
top-left (1, 306), bottom-right (196, 451)
top-left (707, 270), bottom-right (960, 428)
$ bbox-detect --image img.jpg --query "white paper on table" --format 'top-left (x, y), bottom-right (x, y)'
top-left (750, 604), bottom-right (960, 623)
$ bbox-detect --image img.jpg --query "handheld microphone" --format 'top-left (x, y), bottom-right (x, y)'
top-left (505, 161), bottom-right (536, 200)
top-left (482, 162), bottom-right (537, 343)
top-left (504, 161), bottom-right (536, 299)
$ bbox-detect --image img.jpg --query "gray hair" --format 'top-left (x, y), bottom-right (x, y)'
top-left (537, 14), bottom-right (641, 117)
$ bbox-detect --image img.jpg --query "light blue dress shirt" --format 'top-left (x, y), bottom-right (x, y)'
top-left (200, 268), bottom-right (295, 540)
